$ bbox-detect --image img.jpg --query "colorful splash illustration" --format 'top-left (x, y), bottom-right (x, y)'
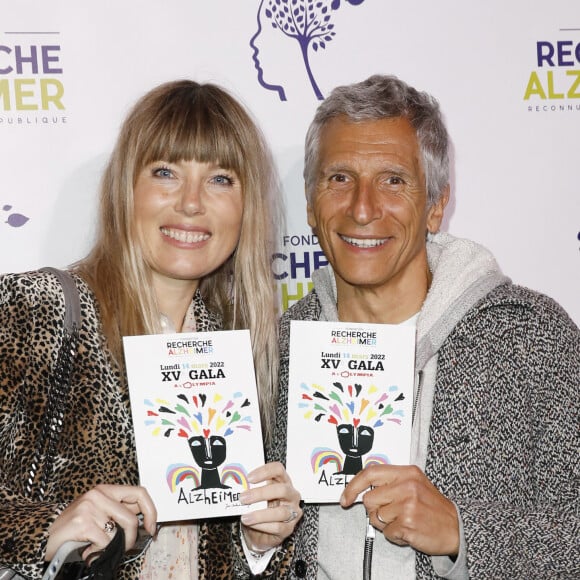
top-left (251, 0), bottom-right (367, 101)
top-left (146, 391), bottom-right (253, 490)
top-left (299, 381), bottom-right (404, 475)
top-left (2, 204), bottom-right (29, 228)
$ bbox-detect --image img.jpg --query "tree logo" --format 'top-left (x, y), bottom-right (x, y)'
top-left (250, 0), bottom-right (366, 101)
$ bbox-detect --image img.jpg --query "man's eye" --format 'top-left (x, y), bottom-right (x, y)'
top-left (386, 175), bottom-right (404, 185)
top-left (330, 174), bottom-right (348, 183)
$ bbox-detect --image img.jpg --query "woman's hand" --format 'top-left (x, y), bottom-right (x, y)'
top-left (239, 462), bottom-right (302, 553)
top-left (46, 484), bottom-right (157, 561)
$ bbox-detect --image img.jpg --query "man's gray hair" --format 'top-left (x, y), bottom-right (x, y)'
top-left (304, 75), bottom-right (449, 206)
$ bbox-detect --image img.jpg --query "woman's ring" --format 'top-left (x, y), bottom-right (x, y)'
top-left (283, 508), bottom-right (298, 523)
top-left (104, 520), bottom-right (116, 534)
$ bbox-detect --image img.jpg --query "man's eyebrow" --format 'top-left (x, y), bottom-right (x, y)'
top-left (320, 161), bottom-right (413, 176)
top-left (382, 166), bottom-right (413, 178)
top-left (319, 163), bottom-right (351, 174)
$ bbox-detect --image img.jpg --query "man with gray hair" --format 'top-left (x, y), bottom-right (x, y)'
top-left (259, 74), bottom-right (578, 579)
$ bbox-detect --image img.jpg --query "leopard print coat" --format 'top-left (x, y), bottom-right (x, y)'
top-left (0, 269), bottom-right (220, 579)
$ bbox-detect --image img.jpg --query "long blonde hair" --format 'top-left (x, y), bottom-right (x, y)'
top-left (76, 80), bottom-right (282, 443)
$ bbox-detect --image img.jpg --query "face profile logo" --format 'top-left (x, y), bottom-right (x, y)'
top-left (250, 0), bottom-right (366, 101)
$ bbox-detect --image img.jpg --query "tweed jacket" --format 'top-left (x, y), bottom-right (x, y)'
top-left (263, 235), bottom-right (577, 580)
top-left (0, 270), bottom-right (221, 579)
top-left (269, 281), bottom-right (580, 579)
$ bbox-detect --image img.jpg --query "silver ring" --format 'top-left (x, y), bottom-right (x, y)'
top-left (283, 508), bottom-right (298, 523)
top-left (104, 520), bottom-right (116, 534)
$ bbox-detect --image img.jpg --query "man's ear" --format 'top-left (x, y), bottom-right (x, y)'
top-left (307, 206), bottom-right (317, 229)
top-left (426, 185), bottom-right (450, 234)
top-left (306, 191), bottom-right (317, 229)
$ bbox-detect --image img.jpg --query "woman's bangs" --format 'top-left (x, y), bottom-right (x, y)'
top-left (138, 103), bottom-right (245, 178)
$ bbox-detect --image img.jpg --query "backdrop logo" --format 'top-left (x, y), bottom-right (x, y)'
top-left (524, 29), bottom-right (580, 113)
top-left (0, 31), bottom-right (66, 126)
top-left (272, 233), bottom-right (328, 311)
top-left (2, 204), bottom-right (29, 228)
top-left (251, 0), bottom-right (366, 101)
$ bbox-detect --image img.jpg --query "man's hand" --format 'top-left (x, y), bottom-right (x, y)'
top-left (340, 464), bottom-right (459, 556)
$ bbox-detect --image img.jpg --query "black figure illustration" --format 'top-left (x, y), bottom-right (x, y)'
top-left (336, 423), bottom-right (375, 475)
top-left (301, 381), bottom-right (406, 475)
top-left (147, 391), bottom-right (254, 491)
top-left (188, 434), bottom-right (230, 489)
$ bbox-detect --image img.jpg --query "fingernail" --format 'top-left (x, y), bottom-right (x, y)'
top-left (240, 491), bottom-right (252, 504)
top-left (241, 513), bottom-right (254, 525)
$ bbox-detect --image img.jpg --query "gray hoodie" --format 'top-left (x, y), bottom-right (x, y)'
top-left (313, 232), bottom-right (508, 580)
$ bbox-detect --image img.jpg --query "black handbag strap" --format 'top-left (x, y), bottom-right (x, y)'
top-left (25, 268), bottom-right (81, 500)
top-left (42, 267), bottom-right (82, 335)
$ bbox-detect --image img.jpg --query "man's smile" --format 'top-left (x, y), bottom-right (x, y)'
top-left (339, 234), bottom-right (389, 248)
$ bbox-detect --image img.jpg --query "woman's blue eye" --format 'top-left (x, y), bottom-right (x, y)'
top-left (212, 174), bottom-right (234, 185)
top-left (153, 167), bottom-right (172, 178)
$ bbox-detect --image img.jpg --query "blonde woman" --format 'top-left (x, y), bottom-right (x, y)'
top-left (0, 80), bottom-right (301, 579)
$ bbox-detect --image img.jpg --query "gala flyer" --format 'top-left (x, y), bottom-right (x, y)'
top-left (286, 320), bottom-right (415, 503)
top-left (123, 329), bottom-right (265, 522)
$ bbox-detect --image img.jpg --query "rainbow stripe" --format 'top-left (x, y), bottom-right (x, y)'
top-left (221, 463), bottom-right (250, 489)
top-left (166, 463), bottom-right (200, 492)
top-left (364, 454), bottom-right (390, 467)
top-left (310, 448), bottom-right (343, 473)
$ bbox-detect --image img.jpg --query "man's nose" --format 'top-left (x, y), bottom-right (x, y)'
top-left (347, 181), bottom-right (380, 225)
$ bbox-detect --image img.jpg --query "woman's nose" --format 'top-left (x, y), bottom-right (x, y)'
top-left (176, 180), bottom-right (204, 216)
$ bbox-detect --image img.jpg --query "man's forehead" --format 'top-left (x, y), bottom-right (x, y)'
top-left (320, 115), bottom-right (416, 145)
top-left (317, 115), bottom-right (421, 166)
